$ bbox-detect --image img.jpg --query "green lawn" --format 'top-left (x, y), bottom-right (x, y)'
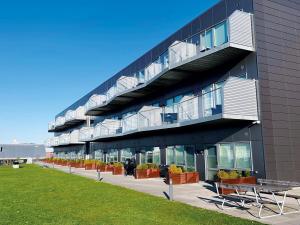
top-left (0, 165), bottom-right (263, 225)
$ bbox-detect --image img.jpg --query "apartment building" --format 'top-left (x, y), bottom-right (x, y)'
top-left (47, 0), bottom-right (300, 182)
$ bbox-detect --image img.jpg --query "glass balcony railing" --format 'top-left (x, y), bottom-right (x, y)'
top-left (81, 77), bottom-right (258, 142)
top-left (48, 121), bottom-right (56, 131)
top-left (93, 119), bottom-right (122, 139)
top-left (55, 116), bottom-right (65, 128)
top-left (48, 129), bottom-right (83, 147)
top-left (79, 127), bottom-right (94, 142)
top-left (84, 10), bottom-right (254, 115)
top-left (65, 106), bottom-right (86, 122)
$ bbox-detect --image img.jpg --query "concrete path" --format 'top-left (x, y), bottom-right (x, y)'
top-left (37, 162), bottom-right (300, 225)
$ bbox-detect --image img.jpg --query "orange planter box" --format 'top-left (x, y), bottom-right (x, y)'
top-left (219, 176), bottom-right (257, 195)
top-left (167, 172), bottom-right (200, 185)
top-left (112, 167), bottom-right (124, 175)
top-left (135, 169), bottom-right (160, 179)
top-left (85, 163), bottom-right (98, 170)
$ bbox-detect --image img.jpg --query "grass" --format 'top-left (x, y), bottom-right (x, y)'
top-left (0, 165), bottom-right (264, 225)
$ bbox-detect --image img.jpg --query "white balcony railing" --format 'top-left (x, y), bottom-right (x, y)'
top-left (65, 106), bottom-right (86, 122)
top-left (55, 116), bottom-right (66, 128)
top-left (116, 76), bottom-right (139, 94)
top-left (79, 127), bottom-right (94, 142)
top-left (94, 119), bottom-right (121, 138)
top-left (83, 10), bottom-right (254, 115)
top-left (48, 121), bottom-right (56, 131)
top-left (85, 77), bottom-right (258, 140)
top-left (85, 94), bottom-right (107, 112)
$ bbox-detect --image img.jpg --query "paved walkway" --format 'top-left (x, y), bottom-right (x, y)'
top-left (37, 162), bottom-right (300, 225)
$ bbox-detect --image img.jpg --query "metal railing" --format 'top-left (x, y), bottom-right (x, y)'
top-left (48, 121), bottom-right (56, 131)
top-left (89, 88), bottom-right (223, 140)
top-left (85, 94), bottom-right (107, 112)
top-left (79, 127), bottom-right (94, 142)
top-left (81, 11), bottom-right (249, 112)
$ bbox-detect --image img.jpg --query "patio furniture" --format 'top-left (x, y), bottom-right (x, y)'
top-left (161, 113), bottom-right (178, 124)
top-left (215, 182), bottom-right (298, 219)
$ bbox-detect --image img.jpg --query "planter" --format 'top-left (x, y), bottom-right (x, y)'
top-left (219, 176), bottom-right (257, 195)
top-left (135, 169), bottom-right (160, 179)
top-left (112, 167), bottom-right (124, 175)
top-left (98, 164), bottom-right (114, 172)
top-left (185, 172), bottom-right (200, 184)
top-left (167, 172), bottom-right (200, 185)
top-left (85, 163), bottom-right (97, 170)
top-left (168, 173), bottom-right (186, 185)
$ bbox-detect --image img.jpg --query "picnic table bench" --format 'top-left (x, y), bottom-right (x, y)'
top-left (215, 180), bottom-right (300, 219)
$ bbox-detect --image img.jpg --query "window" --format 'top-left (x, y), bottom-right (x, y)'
top-left (202, 82), bottom-right (224, 117)
top-left (94, 149), bottom-right (104, 161)
top-left (140, 147), bottom-right (161, 165)
top-left (153, 147), bottom-right (161, 165)
top-left (166, 145), bottom-right (195, 171)
top-left (214, 22), bottom-right (228, 47)
top-left (107, 149), bottom-right (118, 162)
top-left (235, 143), bottom-right (252, 169)
top-left (205, 29), bottom-right (213, 49)
top-left (160, 51), bottom-right (169, 69)
top-left (217, 142), bottom-right (252, 170)
top-left (166, 95), bottom-right (183, 113)
top-left (200, 32), bottom-right (206, 51)
top-left (218, 144), bottom-right (234, 168)
top-left (121, 148), bottom-right (135, 162)
top-left (137, 70), bottom-right (145, 83)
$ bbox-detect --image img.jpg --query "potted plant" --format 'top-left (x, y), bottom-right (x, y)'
top-left (84, 160), bottom-right (99, 170)
top-left (185, 168), bottom-right (200, 184)
top-left (167, 164), bottom-right (186, 185)
top-left (135, 163), bottom-right (160, 179)
top-left (112, 162), bottom-right (124, 175)
top-left (217, 170), bottom-right (256, 195)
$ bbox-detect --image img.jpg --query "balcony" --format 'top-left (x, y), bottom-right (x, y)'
top-left (93, 119), bottom-right (122, 139)
top-left (79, 127), bottom-right (94, 142)
top-left (48, 121), bottom-right (56, 132)
top-left (85, 10), bottom-right (255, 116)
top-left (48, 130), bottom-right (84, 147)
top-left (82, 77), bottom-right (258, 142)
top-left (49, 106), bottom-right (87, 132)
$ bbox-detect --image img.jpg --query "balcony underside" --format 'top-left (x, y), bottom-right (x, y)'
top-left (90, 113), bottom-right (258, 142)
top-left (49, 119), bottom-right (86, 132)
top-left (53, 143), bottom-right (85, 148)
top-left (86, 43), bottom-right (253, 116)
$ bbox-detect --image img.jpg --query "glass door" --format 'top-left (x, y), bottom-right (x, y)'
top-left (205, 147), bottom-right (218, 180)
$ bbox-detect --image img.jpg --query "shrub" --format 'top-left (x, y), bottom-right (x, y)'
top-left (113, 162), bottom-right (123, 168)
top-left (217, 170), bottom-right (251, 179)
top-left (169, 164), bottom-right (183, 174)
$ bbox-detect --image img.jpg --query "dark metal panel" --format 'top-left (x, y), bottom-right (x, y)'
top-left (254, 0), bottom-right (300, 181)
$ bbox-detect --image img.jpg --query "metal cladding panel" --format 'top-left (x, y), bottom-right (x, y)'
top-left (254, 0), bottom-right (300, 182)
top-left (229, 11), bottom-right (254, 48)
top-left (223, 77), bottom-right (258, 118)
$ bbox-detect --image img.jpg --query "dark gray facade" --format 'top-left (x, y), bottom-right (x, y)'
top-left (253, 0), bottom-right (300, 181)
top-left (49, 0), bottom-right (300, 182)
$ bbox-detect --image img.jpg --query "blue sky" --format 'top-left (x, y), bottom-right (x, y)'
top-left (0, 0), bottom-right (218, 144)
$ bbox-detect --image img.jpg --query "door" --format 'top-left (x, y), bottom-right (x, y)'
top-left (204, 146), bottom-right (218, 180)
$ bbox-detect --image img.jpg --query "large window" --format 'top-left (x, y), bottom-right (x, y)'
top-left (120, 148), bottom-right (135, 162)
top-left (107, 149), bottom-right (118, 163)
top-left (140, 147), bottom-right (161, 165)
top-left (218, 142), bottom-right (252, 170)
top-left (202, 82), bottom-right (224, 117)
top-left (214, 22), bottom-right (228, 47)
top-left (166, 145), bottom-right (196, 171)
top-left (94, 149), bottom-right (105, 161)
top-left (205, 29), bottom-right (213, 49)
